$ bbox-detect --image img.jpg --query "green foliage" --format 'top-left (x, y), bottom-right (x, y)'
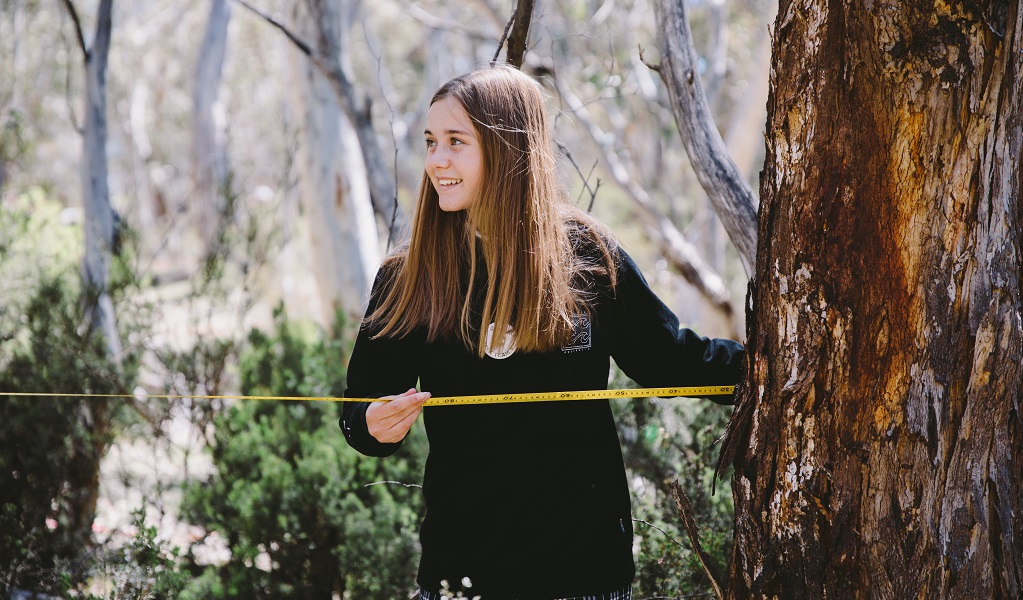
top-left (72, 506), bottom-right (187, 600)
top-left (610, 363), bottom-right (735, 598)
top-left (179, 307), bottom-right (427, 599)
top-left (0, 198), bottom-right (145, 594)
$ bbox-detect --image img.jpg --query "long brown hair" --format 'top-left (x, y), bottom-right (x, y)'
top-left (367, 65), bottom-right (617, 356)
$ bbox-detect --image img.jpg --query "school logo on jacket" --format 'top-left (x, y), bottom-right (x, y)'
top-left (562, 313), bottom-right (592, 353)
top-left (485, 323), bottom-right (517, 359)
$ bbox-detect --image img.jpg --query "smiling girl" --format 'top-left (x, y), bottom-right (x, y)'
top-left (341, 65), bottom-right (744, 600)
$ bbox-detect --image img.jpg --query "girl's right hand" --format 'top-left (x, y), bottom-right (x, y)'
top-left (366, 388), bottom-right (430, 443)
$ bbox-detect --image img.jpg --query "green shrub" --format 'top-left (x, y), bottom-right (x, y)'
top-left (0, 199), bottom-right (145, 594)
top-left (611, 364), bottom-right (735, 598)
top-left (179, 307), bottom-right (428, 599)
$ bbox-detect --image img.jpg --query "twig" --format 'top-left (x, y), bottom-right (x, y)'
top-left (638, 44), bottom-right (660, 73)
top-left (231, 0), bottom-right (313, 56)
top-left (59, 0), bottom-right (88, 58)
top-left (60, 24), bottom-right (82, 132)
top-left (555, 141), bottom-right (600, 211)
top-left (492, 11), bottom-right (516, 66)
top-left (364, 480), bottom-right (423, 489)
top-left (671, 480), bottom-right (724, 600)
top-left (632, 518), bottom-right (684, 548)
top-left (362, 20), bottom-right (402, 249)
top-left (555, 78), bottom-right (735, 322)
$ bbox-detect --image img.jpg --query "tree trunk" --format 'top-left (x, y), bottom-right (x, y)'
top-left (192, 0), bottom-right (231, 249)
top-left (232, 0), bottom-right (406, 235)
top-left (288, 0), bottom-right (379, 325)
top-left (726, 1), bottom-right (1022, 598)
top-left (62, 0), bottom-right (119, 558)
top-left (79, 0), bottom-right (121, 363)
top-left (304, 0), bottom-right (406, 237)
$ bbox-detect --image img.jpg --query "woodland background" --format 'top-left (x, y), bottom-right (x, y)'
top-left (0, 0), bottom-right (773, 598)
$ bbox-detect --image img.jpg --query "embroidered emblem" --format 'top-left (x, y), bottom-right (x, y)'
top-left (485, 323), bottom-right (516, 359)
top-left (562, 313), bottom-right (592, 353)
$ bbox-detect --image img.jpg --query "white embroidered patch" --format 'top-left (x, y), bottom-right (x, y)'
top-left (485, 323), bottom-right (516, 359)
top-left (562, 313), bottom-right (592, 353)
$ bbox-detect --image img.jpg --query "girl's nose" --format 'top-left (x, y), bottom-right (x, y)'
top-left (427, 146), bottom-right (449, 170)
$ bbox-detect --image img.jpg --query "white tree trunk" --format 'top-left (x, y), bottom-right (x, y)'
top-left (192, 0), bottom-right (231, 249)
top-left (655, 0), bottom-right (759, 276)
top-left (80, 0), bottom-right (122, 361)
top-left (288, 0), bottom-right (379, 326)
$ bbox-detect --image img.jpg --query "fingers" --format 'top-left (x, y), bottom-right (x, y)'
top-left (366, 388), bottom-right (430, 443)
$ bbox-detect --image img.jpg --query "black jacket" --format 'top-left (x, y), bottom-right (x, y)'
top-left (341, 246), bottom-right (744, 599)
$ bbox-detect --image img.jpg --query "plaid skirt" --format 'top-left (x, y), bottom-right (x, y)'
top-left (418, 585), bottom-right (631, 600)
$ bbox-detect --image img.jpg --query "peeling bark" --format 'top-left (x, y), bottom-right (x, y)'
top-left (726, 1), bottom-right (1023, 598)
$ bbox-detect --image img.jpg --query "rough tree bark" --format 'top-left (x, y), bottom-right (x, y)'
top-left (724, 1), bottom-right (1022, 598)
top-left (654, 0), bottom-right (759, 277)
top-left (288, 0), bottom-right (379, 324)
top-left (192, 0), bottom-right (231, 249)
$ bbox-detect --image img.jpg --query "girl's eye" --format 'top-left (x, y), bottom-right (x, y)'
top-left (450, 138), bottom-right (464, 146)
top-left (425, 139), bottom-right (436, 148)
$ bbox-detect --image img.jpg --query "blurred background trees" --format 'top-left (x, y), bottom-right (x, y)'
top-left (1, 0), bottom-right (772, 597)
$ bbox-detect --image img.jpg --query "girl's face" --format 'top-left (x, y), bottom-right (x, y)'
top-left (425, 97), bottom-right (483, 212)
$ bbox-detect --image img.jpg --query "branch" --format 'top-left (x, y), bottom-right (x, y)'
top-left (91, 0), bottom-right (114, 67)
top-left (59, 0), bottom-right (88, 59)
top-left (632, 517), bottom-right (685, 548)
top-left (671, 480), bottom-right (725, 600)
top-left (654, 0), bottom-right (758, 277)
top-left (557, 81), bottom-right (735, 322)
top-left (364, 480), bottom-right (423, 489)
top-left (408, 4), bottom-right (492, 38)
top-left (556, 141), bottom-right (601, 211)
top-left (502, 0), bottom-right (535, 68)
top-left (231, 0), bottom-right (313, 55)
top-left (492, 12), bottom-right (515, 65)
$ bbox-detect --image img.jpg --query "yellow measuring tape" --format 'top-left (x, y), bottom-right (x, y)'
top-left (2, 386), bottom-right (734, 407)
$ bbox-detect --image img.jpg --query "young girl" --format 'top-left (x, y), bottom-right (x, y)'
top-left (341, 65), bottom-right (744, 600)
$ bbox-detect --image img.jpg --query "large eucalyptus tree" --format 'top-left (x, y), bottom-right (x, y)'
top-left (721, 1), bottom-right (1022, 597)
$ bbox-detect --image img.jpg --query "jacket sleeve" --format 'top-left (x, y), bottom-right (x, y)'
top-left (610, 248), bottom-right (745, 405)
top-left (340, 268), bottom-right (420, 457)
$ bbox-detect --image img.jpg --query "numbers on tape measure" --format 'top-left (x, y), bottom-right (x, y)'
top-left (7, 385), bottom-right (735, 405)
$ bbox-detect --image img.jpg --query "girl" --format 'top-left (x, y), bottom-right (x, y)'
top-left (341, 65), bottom-right (744, 600)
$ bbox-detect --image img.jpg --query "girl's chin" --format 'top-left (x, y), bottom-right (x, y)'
top-left (438, 198), bottom-right (471, 212)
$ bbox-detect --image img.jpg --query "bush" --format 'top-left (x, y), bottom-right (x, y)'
top-left (611, 364), bottom-right (735, 598)
top-left (0, 197), bottom-right (147, 595)
top-left (178, 307), bottom-right (428, 599)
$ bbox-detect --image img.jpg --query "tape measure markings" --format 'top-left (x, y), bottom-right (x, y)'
top-left (1, 386), bottom-right (734, 406)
